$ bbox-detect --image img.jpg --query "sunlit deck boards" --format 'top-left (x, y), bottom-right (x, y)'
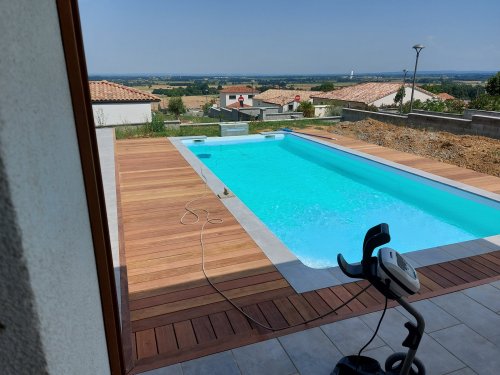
top-left (115, 135), bottom-right (500, 374)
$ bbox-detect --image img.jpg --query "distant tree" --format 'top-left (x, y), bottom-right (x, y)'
top-left (202, 99), bottom-right (216, 115)
top-left (485, 72), bottom-right (500, 96)
top-left (394, 86), bottom-right (406, 106)
top-left (469, 94), bottom-right (500, 111)
top-left (168, 97), bottom-right (186, 118)
top-left (297, 101), bottom-right (315, 117)
top-left (217, 84), bottom-right (223, 90)
top-left (311, 82), bottom-right (335, 92)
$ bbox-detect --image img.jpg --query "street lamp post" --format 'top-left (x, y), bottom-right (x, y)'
top-left (409, 44), bottom-right (424, 112)
top-left (400, 69), bottom-right (408, 113)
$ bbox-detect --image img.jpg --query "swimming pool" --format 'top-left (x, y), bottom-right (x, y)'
top-left (183, 134), bottom-right (500, 267)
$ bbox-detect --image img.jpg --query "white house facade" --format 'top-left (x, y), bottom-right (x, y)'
top-left (219, 86), bottom-right (259, 108)
top-left (252, 89), bottom-right (320, 113)
top-left (89, 81), bottom-right (160, 126)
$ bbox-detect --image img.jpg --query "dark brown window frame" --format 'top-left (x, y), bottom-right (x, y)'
top-left (56, 1), bottom-right (124, 373)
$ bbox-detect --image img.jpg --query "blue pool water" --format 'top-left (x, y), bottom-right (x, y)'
top-left (186, 135), bottom-right (500, 267)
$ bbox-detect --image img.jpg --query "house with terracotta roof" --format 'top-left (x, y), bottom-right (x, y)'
top-left (312, 82), bottom-right (436, 109)
top-left (89, 80), bottom-right (160, 126)
top-left (219, 85), bottom-right (259, 108)
top-left (252, 89), bottom-right (321, 113)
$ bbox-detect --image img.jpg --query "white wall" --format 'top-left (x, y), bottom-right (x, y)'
top-left (371, 87), bottom-right (434, 107)
top-left (0, 1), bottom-right (110, 374)
top-left (93, 102), bottom-right (153, 126)
top-left (220, 93), bottom-right (254, 107)
top-left (314, 105), bottom-right (329, 117)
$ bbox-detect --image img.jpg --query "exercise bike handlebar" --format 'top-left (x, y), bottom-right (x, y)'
top-left (337, 223), bottom-right (391, 280)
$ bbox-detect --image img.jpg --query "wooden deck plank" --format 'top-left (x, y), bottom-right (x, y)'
top-left (209, 312), bottom-right (234, 339)
top-left (343, 283), bottom-right (379, 308)
top-left (191, 316), bottom-right (217, 344)
top-left (288, 294), bottom-right (320, 321)
top-left (155, 325), bottom-right (178, 355)
top-left (330, 285), bottom-right (366, 312)
top-left (316, 288), bottom-right (350, 315)
top-left (302, 291), bottom-right (332, 316)
top-left (136, 329), bottom-right (158, 360)
top-left (273, 297), bottom-right (305, 326)
top-left (258, 301), bottom-right (289, 330)
top-left (226, 309), bottom-right (253, 335)
top-left (173, 321), bottom-right (197, 349)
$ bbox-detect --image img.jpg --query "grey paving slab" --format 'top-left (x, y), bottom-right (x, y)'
top-left (359, 308), bottom-right (408, 349)
top-left (431, 324), bottom-right (500, 375)
top-left (181, 351), bottom-right (240, 375)
top-left (491, 280), bottom-right (500, 290)
top-left (484, 235), bottom-right (500, 248)
top-left (320, 317), bottom-right (385, 355)
top-left (463, 284), bottom-right (500, 313)
top-left (279, 327), bottom-right (343, 375)
top-left (446, 368), bottom-right (478, 375)
top-left (443, 239), bottom-right (497, 259)
top-left (232, 339), bottom-right (297, 375)
top-left (404, 245), bottom-right (460, 267)
top-left (485, 332), bottom-right (500, 346)
top-left (360, 308), bottom-right (464, 374)
top-left (141, 364), bottom-right (183, 375)
top-left (395, 299), bottom-right (461, 333)
top-left (361, 309), bottom-right (464, 374)
top-left (430, 292), bottom-right (500, 341)
top-left (361, 345), bottom-right (394, 367)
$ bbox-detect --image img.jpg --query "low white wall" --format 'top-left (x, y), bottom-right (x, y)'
top-left (314, 105), bottom-right (329, 117)
top-left (93, 102), bottom-right (152, 126)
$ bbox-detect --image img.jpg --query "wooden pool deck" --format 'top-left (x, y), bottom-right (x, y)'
top-left (114, 133), bottom-right (500, 374)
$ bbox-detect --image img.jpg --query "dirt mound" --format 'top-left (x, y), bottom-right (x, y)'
top-left (325, 119), bottom-right (500, 177)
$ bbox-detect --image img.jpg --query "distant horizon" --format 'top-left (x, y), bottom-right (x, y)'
top-left (88, 70), bottom-right (498, 78)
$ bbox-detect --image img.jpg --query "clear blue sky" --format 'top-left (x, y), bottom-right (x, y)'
top-left (79, 0), bottom-right (500, 75)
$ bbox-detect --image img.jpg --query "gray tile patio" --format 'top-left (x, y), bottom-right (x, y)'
top-left (232, 339), bottom-right (297, 375)
top-left (141, 282), bottom-right (500, 375)
top-left (278, 327), bottom-right (343, 375)
top-left (182, 351), bottom-right (240, 375)
top-left (431, 324), bottom-right (500, 375)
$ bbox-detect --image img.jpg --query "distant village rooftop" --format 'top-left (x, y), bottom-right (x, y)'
top-left (225, 101), bottom-right (252, 109)
top-left (219, 85), bottom-right (260, 94)
top-left (253, 89), bottom-right (321, 106)
top-left (436, 92), bottom-right (456, 101)
top-left (89, 80), bottom-right (160, 103)
top-left (312, 82), bottom-right (436, 105)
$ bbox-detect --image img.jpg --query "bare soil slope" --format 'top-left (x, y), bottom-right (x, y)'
top-left (322, 119), bottom-right (500, 177)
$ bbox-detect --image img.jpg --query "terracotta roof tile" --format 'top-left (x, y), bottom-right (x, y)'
top-left (226, 102), bottom-right (252, 108)
top-left (219, 85), bottom-right (260, 94)
top-left (312, 82), bottom-right (436, 104)
top-left (253, 89), bottom-right (321, 106)
top-left (89, 80), bottom-right (160, 103)
top-left (436, 92), bottom-right (456, 100)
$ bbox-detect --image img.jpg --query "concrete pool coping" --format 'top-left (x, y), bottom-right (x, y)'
top-left (170, 133), bottom-right (500, 293)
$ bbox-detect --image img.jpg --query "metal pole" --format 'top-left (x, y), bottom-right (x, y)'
top-left (409, 45), bottom-right (424, 112)
top-left (400, 69), bottom-right (408, 113)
